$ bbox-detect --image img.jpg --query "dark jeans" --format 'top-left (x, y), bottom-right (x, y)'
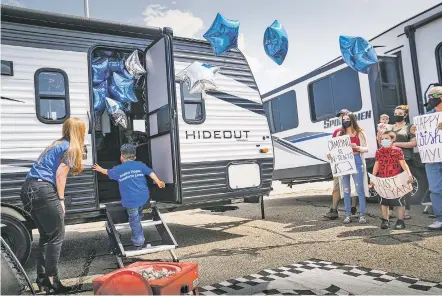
top-left (20, 179), bottom-right (65, 277)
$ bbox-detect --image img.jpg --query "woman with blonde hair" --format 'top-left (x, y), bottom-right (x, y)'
top-left (20, 117), bottom-right (86, 294)
top-left (338, 112), bottom-right (370, 224)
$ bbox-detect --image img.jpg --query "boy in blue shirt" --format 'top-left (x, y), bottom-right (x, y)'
top-left (93, 144), bottom-right (165, 249)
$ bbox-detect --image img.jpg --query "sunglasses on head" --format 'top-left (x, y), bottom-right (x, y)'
top-left (427, 93), bottom-right (441, 99)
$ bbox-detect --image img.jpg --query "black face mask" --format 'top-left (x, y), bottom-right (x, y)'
top-left (426, 98), bottom-right (441, 112)
top-left (394, 115), bottom-right (405, 123)
top-left (342, 121), bottom-right (352, 128)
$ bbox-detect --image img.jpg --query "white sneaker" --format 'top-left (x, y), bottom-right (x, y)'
top-left (428, 221), bottom-right (442, 230)
top-left (359, 216), bottom-right (367, 224)
top-left (343, 216), bottom-right (352, 224)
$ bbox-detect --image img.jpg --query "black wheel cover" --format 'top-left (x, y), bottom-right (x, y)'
top-left (1, 214), bottom-right (31, 265)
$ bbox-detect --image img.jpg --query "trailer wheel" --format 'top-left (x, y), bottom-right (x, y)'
top-left (1, 214), bottom-right (31, 265)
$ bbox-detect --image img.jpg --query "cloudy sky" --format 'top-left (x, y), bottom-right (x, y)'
top-left (2, 0), bottom-right (441, 93)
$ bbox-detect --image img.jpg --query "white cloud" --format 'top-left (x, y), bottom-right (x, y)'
top-left (143, 4), bottom-right (204, 39)
top-left (2, 0), bottom-right (26, 7)
top-left (172, 1), bottom-right (177, 4)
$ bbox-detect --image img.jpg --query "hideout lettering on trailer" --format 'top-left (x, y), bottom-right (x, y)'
top-left (323, 110), bottom-right (372, 129)
top-left (185, 130), bottom-right (251, 140)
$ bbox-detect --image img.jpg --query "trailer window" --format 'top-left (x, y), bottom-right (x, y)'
top-left (181, 83), bottom-right (205, 124)
top-left (308, 67), bottom-right (362, 122)
top-left (264, 90), bottom-right (298, 133)
top-left (35, 69), bottom-right (70, 124)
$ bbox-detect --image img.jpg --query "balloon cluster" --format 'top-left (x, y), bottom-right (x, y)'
top-left (202, 13), bottom-right (378, 75)
top-left (92, 50), bottom-right (146, 129)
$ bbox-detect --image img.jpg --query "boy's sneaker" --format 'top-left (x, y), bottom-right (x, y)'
top-left (394, 219), bottom-right (406, 230)
top-left (351, 207), bottom-right (357, 216)
top-left (359, 216), bottom-right (367, 224)
top-left (134, 243), bottom-right (152, 251)
top-left (428, 221), bottom-right (442, 230)
top-left (324, 208), bottom-right (339, 220)
top-left (343, 216), bottom-right (352, 224)
top-left (380, 219), bottom-right (389, 229)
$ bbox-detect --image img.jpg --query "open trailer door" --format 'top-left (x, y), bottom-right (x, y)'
top-left (144, 35), bottom-right (181, 203)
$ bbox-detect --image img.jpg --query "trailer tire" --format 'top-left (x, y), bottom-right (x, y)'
top-left (1, 214), bottom-right (31, 265)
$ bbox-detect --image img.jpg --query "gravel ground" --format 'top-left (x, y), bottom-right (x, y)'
top-left (24, 181), bottom-right (442, 294)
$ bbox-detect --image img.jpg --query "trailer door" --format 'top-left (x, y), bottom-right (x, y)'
top-left (144, 35), bottom-right (181, 203)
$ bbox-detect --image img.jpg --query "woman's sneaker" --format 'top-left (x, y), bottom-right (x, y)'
top-left (343, 216), bottom-right (352, 224)
top-left (428, 221), bottom-right (442, 230)
top-left (380, 219), bottom-right (389, 229)
top-left (359, 216), bottom-right (367, 224)
top-left (394, 219), bottom-right (406, 230)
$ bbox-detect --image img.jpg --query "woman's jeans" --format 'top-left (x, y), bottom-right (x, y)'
top-left (126, 206), bottom-right (145, 247)
top-left (425, 162), bottom-right (442, 222)
top-left (342, 154), bottom-right (366, 217)
top-left (20, 179), bottom-right (65, 277)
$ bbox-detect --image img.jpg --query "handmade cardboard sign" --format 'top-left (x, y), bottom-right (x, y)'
top-left (368, 171), bottom-right (412, 199)
top-left (327, 135), bottom-right (357, 177)
top-left (413, 112), bottom-right (441, 163)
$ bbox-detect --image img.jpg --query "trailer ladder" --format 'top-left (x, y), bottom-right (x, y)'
top-left (105, 202), bottom-right (178, 268)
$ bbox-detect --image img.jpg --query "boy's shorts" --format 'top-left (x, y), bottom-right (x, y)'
top-left (380, 196), bottom-right (406, 207)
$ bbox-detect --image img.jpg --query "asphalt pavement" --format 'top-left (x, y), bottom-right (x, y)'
top-left (23, 181), bottom-right (442, 294)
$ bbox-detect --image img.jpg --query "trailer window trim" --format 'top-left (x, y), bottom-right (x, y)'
top-left (437, 42), bottom-right (442, 83)
top-left (180, 82), bottom-right (205, 124)
top-left (34, 68), bottom-right (70, 124)
top-left (307, 67), bottom-right (362, 122)
top-left (263, 90), bottom-right (299, 133)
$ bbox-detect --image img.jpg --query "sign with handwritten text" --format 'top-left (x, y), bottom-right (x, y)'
top-left (413, 113), bottom-right (442, 163)
top-left (368, 171), bottom-right (412, 199)
top-left (327, 135), bottom-right (357, 177)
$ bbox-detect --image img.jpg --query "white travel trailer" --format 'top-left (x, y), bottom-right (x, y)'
top-left (0, 5), bottom-right (274, 264)
top-left (262, 4), bottom-right (441, 199)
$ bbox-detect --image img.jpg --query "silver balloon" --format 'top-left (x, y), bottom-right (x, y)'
top-left (175, 62), bottom-right (220, 95)
top-left (125, 50), bottom-right (146, 78)
top-left (105, 97), bottom-right (128, 129)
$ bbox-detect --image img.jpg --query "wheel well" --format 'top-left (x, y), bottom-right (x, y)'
top-left (0, 203), bottom-right (35, 232)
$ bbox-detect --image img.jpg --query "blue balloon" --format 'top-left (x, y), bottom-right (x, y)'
top-left (109, 72), bottom-right (137, 104)
top-left (92, 80), bottom-right (108, 118)
top-left (92, 57), bottom-right (110, 85)
top-left (108, 57), bottom-right (134, 79)
top-left (203, 13), bottom-right (239, 56)
top-left (339, 36), bottom-right (378, 74)
top-left (263, 20), bottom-right (288, 65)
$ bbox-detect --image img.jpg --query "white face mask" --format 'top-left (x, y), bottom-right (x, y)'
top-left (381, 139), bottom-right (392, 148)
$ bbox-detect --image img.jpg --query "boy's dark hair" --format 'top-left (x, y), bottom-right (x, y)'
top-left (121, 143), bottom-right (137, 160)
top-left (381, 130), bottom-right (396, 141)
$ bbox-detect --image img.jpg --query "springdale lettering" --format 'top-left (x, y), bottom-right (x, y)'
top-left (324, 110), bottom-right (372, 129)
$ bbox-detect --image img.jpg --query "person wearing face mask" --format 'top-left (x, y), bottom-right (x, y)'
top-left (387, 105), bottom-right (417, 219)
top-left (371, 131), bottom-right (413, 229)
top-left (422, 86), bottom-right (442, 230)
top-left (338, 113), bottom-right (369, 224)
top-left (324, 109), bottom-right (358, 220)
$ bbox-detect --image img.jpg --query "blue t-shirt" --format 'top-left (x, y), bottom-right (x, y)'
top-left (107, 161), bottom-right (153, 209)
top-left (27, 139), bottom-right (73, 185)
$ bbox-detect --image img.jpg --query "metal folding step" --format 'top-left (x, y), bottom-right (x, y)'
top-left (104, 201), bottom-right (179, 268)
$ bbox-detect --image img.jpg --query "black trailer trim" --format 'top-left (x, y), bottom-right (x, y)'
top-left (405, 10), bottom-right (442, 115)
top-left (436, 42), bottom-right (442, 84)
top-left (1, 5), bottom-right (163, 39)
top-left (262, 59), bottom-right (345, 98)
top-left (34, 68), bottom-right (71, 124)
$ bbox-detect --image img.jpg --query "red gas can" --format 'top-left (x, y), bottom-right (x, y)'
top-left (93, 262), bottom-right (199, 295)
